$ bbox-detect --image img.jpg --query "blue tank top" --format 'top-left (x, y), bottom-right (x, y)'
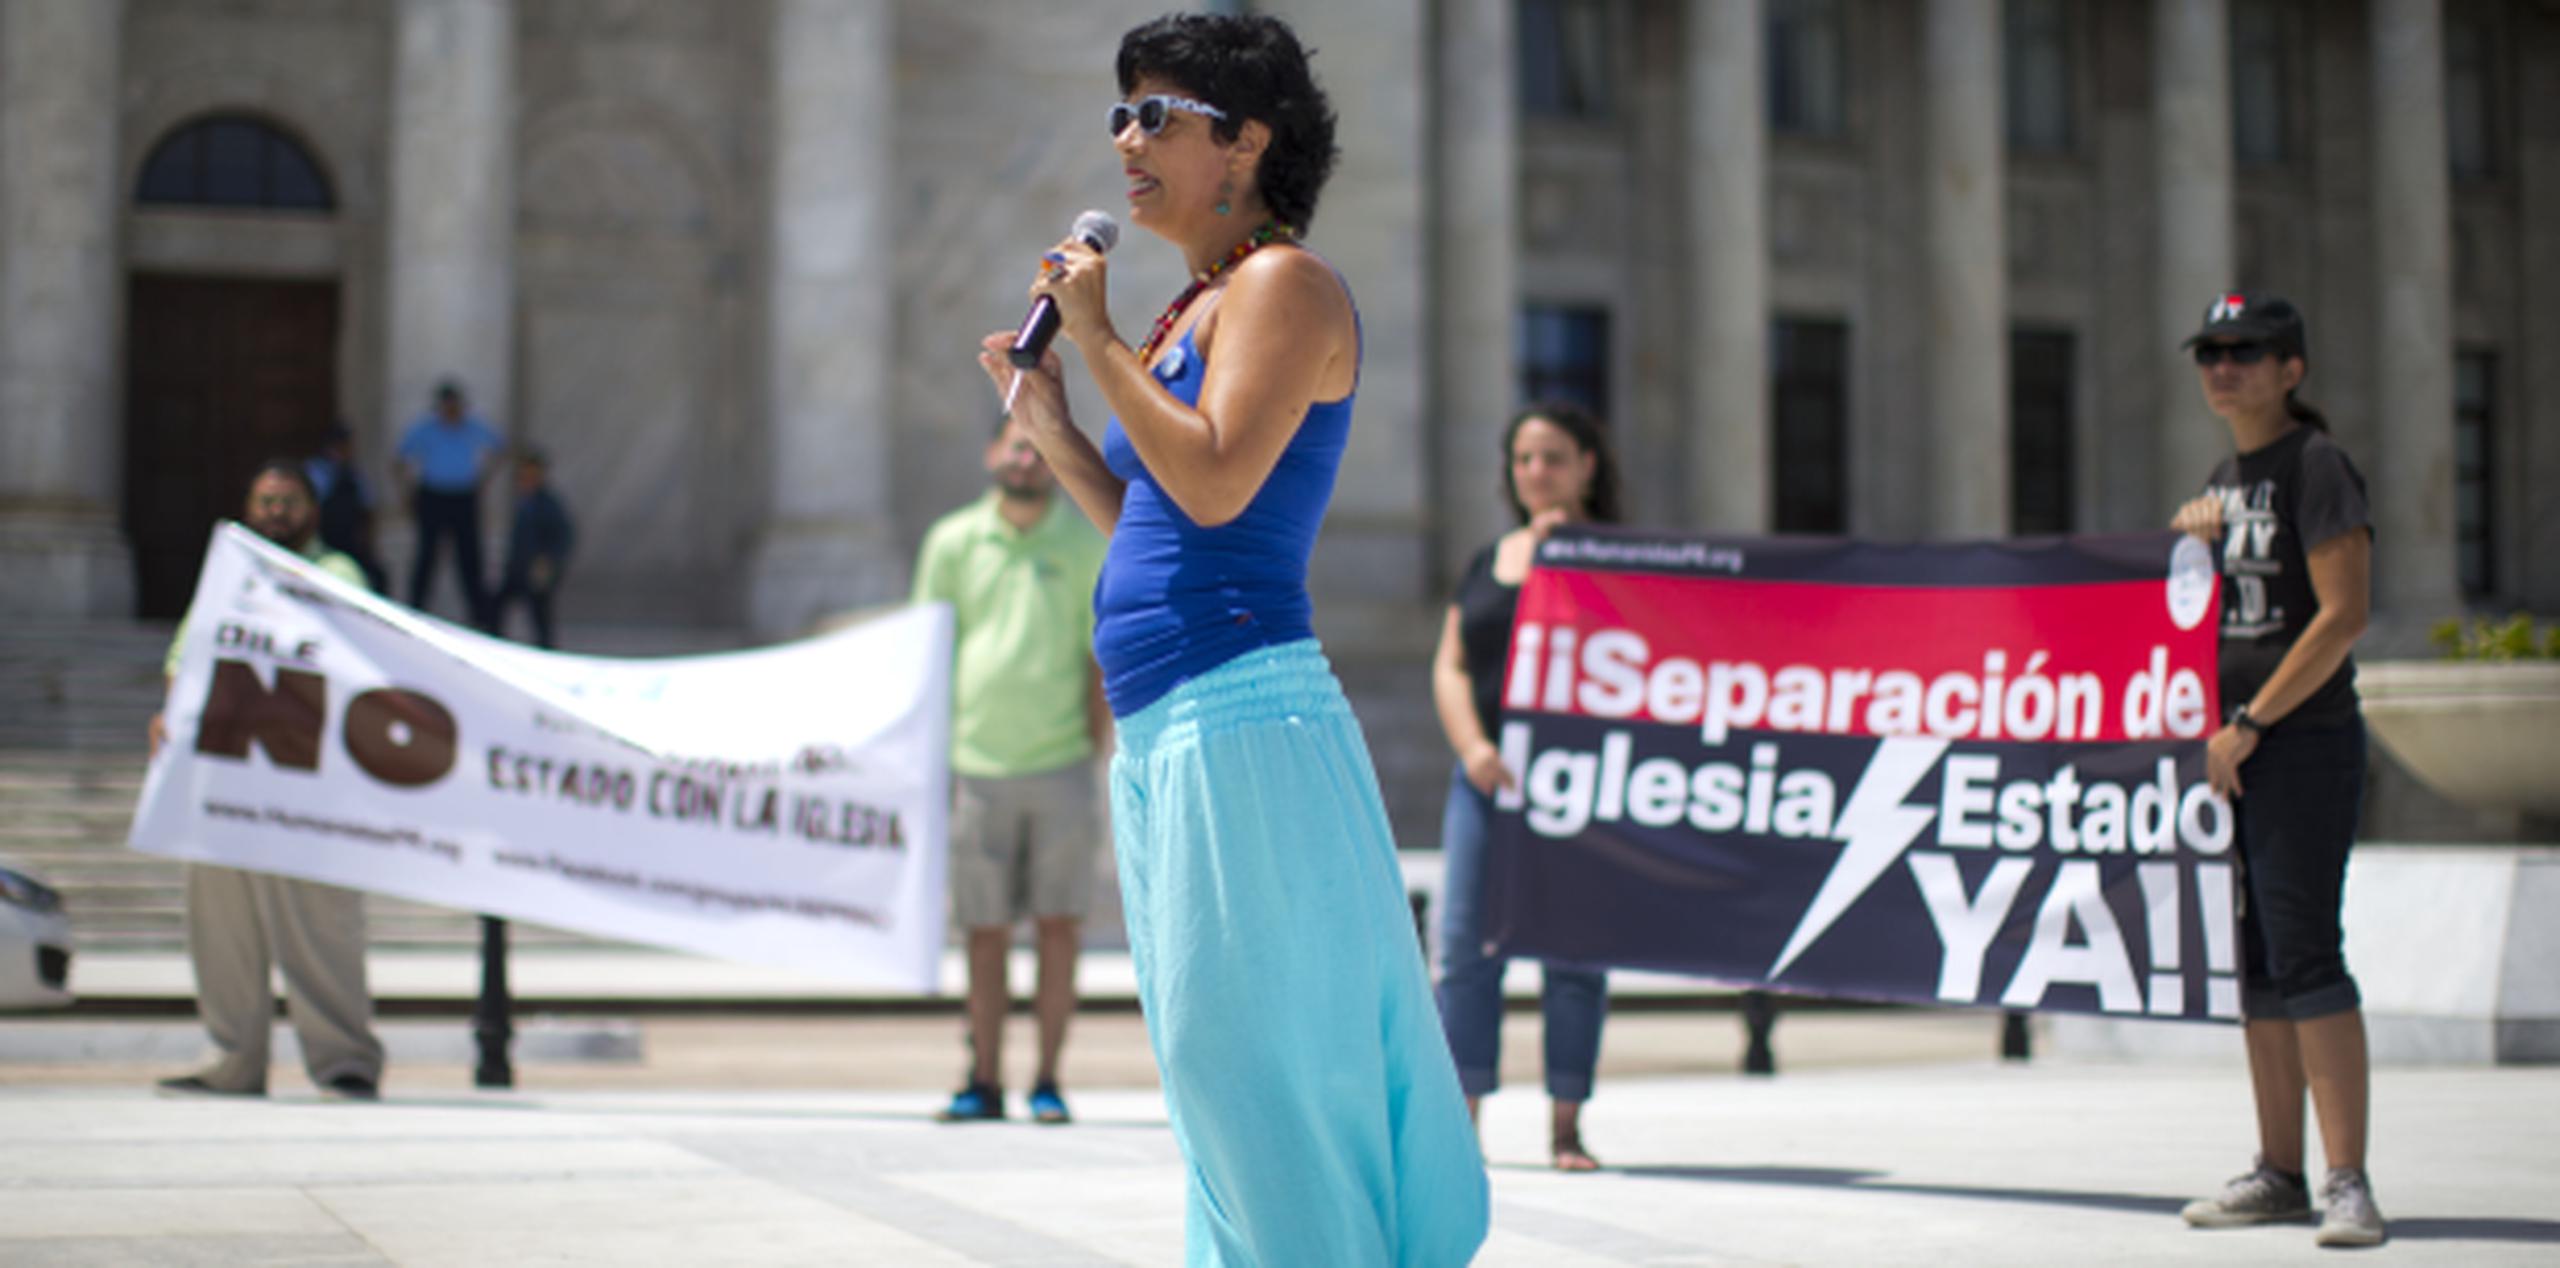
top-left (1093, 322), bottom-right (1355, 717)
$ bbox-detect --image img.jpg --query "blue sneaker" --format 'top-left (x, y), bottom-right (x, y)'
top-left (936, 1082), bottom-right (1004, 1122)
top-left (1028, 1082), bottom-right (1071, 1125)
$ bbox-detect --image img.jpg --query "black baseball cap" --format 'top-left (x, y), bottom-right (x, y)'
top-left (2182, 291), bottom-right (2307, 358)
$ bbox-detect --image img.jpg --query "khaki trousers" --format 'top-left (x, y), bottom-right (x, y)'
top-left (184, 864), bottom-right (384, 1091)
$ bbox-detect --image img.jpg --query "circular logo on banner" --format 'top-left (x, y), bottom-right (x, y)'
top-left (2167, 535), bottom-right (2215, 631)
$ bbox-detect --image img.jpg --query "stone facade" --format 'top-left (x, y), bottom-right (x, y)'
top-left (0, 0), bottom-right (128, 617)
top-left (0, 0), bottom-right (2551, 843)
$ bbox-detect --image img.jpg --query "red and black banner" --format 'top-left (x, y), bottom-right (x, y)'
top-left (1484, 527), bottom-right (2244, 1022)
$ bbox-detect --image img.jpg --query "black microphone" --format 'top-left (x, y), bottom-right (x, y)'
top-left (1009, 210), bottom-right (1119, 367)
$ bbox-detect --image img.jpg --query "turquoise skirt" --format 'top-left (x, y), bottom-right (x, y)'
top-left (1112, 639), bottom-right (1489, 1267)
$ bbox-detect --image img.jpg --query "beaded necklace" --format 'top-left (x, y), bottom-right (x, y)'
top-left (1139, 221), bottom-right (1296, 364)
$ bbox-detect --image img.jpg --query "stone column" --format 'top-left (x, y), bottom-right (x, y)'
top-left (2153, 0), bottom-right (2235, 504)
top-left (0, 0), bottom-right (130, 617)
top-left (2518, 2), bottom-right (2560, 609)
top-left (383, 0), bottom-right (516, 453)
top-left (1432, 0), bottom-right (1519, 575)
top-left (1922, 0), bottom-right (2007, 536)
top-left (1688, 0), bottom-right (1768, 532)
top-left (2369, 0), bottom-right (2460, 624)
top-left (1256, 0), bottom-right (1432, 621)
top-left (747, 0), bottom-right (900, 636)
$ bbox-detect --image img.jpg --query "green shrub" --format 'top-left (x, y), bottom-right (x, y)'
top-left (2430, 613), bottom-right (2560, 661)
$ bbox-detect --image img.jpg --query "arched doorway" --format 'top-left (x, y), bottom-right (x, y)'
top-left (123, 113), bottom-right (340, 618)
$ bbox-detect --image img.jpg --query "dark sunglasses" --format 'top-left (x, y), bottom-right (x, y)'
top-left (1107, 94), bottom-right (1226, 139)
top-left (2192, 341), bottom-right (2271, 367)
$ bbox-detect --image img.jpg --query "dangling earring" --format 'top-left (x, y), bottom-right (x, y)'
top-left (1214, 177), bottom-right (1233, 217)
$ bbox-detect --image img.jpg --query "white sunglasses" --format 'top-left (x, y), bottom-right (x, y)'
top-left (1108, 94), bottom-right (1226, 138)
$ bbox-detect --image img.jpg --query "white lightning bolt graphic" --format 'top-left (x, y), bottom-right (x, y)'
top-left (1767, 737), bottom-right (1949, 981)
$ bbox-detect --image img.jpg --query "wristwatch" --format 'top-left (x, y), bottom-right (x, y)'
top-left (2231, 706), bottom-right (2265, 735)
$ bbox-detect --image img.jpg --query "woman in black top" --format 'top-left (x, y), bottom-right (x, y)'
top-left (2167, 293), bottom-right (2385, 1248)
top-left (1429, 402), bottom-right (1622, 1171)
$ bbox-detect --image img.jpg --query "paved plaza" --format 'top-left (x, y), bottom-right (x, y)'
top-left (0, 1010), bottom-right (2552, 1265)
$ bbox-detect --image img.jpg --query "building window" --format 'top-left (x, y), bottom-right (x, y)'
top-left (1519, 305), bottom-right (1611, 421)
top-left (1519, 0), bottom-right (1614, 120)
top-left (2445, 3), bottom-right (2502, 182)
top-left (1767, 0), bottom-right (1847, 137)
top-left (2004, 0), bottom-right (2075, 154)
top-left (1771, 319), bottom-right (1848, 534)
top-left (2229, 0), bottom-right (2291, 168)
top-left (135, 114), bottom-right (333, 212)
top-left (2455, 348), bottom-right (2497, 599)
top-left (2010, 329), bottom-right (2076, 536)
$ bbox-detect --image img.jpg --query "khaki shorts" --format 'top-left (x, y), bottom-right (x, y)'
top-left (949, 764), bottom-right (1102, 928)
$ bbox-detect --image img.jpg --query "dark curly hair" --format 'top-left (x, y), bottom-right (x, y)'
top-left (1116, 13), bottom-right (1340, 233)
top-left (247, 457), bottom-right (319, 504)
top-left (1500, 402), bottom-right (1623, 526)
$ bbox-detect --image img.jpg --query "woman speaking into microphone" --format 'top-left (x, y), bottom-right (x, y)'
top-left (977, 12), bottom-right (1487, 1267)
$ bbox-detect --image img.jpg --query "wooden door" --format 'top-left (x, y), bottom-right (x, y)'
top-left (123, 275), bottom-right (339, 618)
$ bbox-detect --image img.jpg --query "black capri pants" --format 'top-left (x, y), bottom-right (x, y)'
top-left (2233, 715), bottom-right (2366, 1021)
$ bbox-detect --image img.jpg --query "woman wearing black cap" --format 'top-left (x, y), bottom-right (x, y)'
top-left (2167, 292), bottom-right (2385, 1248)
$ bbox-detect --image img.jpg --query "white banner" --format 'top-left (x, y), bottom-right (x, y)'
top-left (130, 523), bottom-right (952, 991)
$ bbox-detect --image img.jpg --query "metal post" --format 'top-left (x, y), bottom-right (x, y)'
top-left (473, 914), bottom-right (514, 1089)
top-left (1741, 990), bottom-right (1778, 1075)
top-left (2000, 1009), bottom-right (2032, 1061)
top-left (1409, 890), bottom-right (1431, 970)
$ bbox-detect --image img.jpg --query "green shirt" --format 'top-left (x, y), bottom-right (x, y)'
top-left (166, 534), bottom-right (370, 678)
top-left (912, 492), bottom-right (1106, 778)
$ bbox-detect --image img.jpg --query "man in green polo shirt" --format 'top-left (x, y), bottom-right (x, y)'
top-left (150, 460), bottom-right (386, 1102)
top-left (914, 415), bottom-right (1108, 1124)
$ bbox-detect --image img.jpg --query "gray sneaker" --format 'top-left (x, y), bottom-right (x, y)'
top-left (2181, 1158), bottom-right (2312, 1228)
top-left (2316, 1168), bottom-right (2388, 1247)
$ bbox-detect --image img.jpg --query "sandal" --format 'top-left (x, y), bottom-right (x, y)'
top-left (1551, 1129), bottom-right (1601, 1172)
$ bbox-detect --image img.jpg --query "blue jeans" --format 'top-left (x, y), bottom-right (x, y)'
top-left (1433, 763), bottom-right (1608, 1101)
top-left (2234, 716), bottom-right (2367, 1020)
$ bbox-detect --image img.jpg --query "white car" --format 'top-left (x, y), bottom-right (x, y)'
top-left (0, 860), bottom-right (71, 1009)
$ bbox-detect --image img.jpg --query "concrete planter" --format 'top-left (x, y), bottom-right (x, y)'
top-left (2052, 846), bottom-right (2560, 1065)
top-left (2357, 660), bottom-right (2560, 821)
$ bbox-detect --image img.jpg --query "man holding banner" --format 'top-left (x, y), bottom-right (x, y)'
top-left (132, 521), bottom-right (953, 999)
top-left (148, 461), bottom-right (386, 1101)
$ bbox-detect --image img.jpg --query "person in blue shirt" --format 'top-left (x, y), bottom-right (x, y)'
top-left (395, 379), bottom-right (505, 626)
top-left (488, 446), bottom-right (576, 649)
